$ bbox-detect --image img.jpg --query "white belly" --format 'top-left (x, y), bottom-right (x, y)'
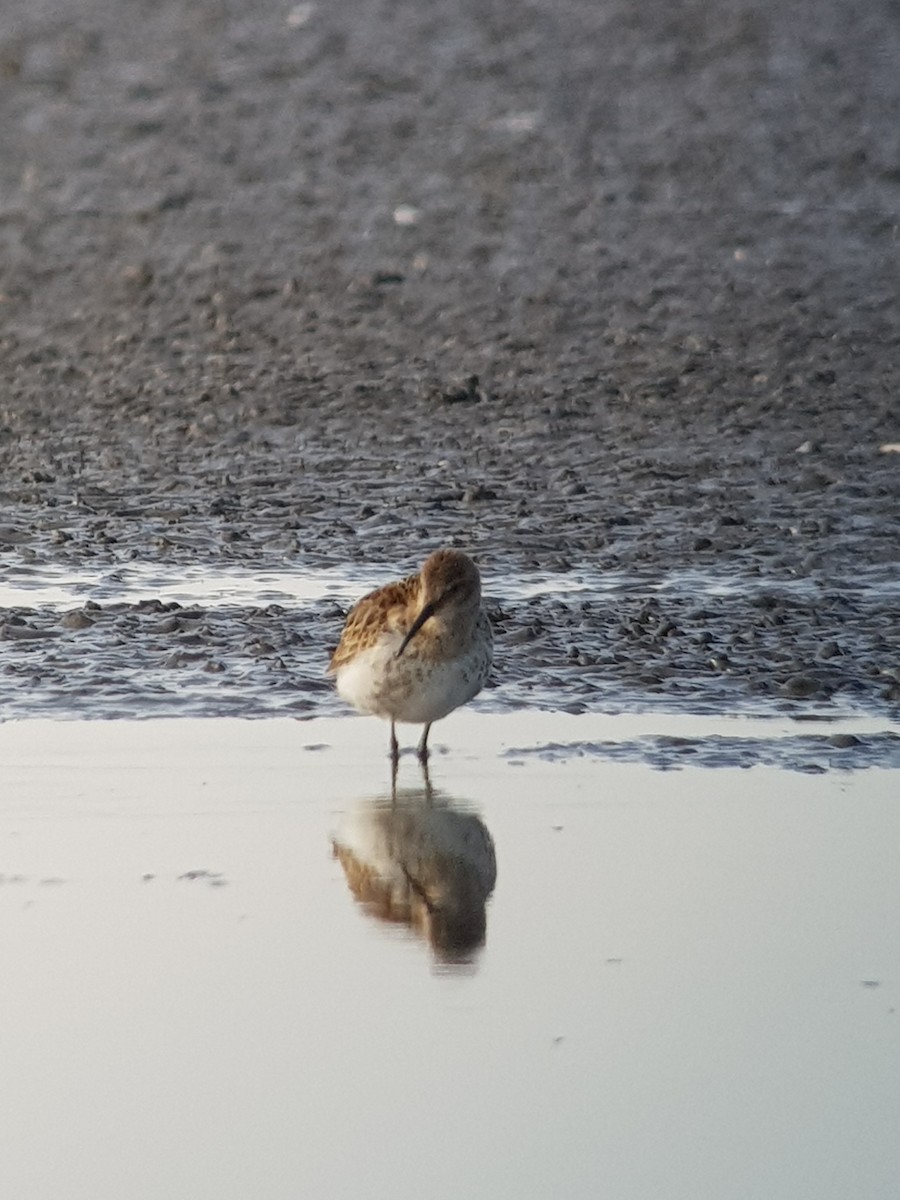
top-left (335, 633), bottom-right (489, 726)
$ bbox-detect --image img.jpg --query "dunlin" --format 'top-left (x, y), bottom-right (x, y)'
top-left (328, 549), bottom-right (492, 764)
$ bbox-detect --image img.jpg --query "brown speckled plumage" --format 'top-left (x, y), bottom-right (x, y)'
top-left (328, 549), bottom-right (492, 767)
top-left (328, 575), bottom-right (419, 673)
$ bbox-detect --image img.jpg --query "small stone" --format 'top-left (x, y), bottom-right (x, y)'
top-left (817, 641), bottom-right (842, 660)
top-left (828, 734), bottom-right (861, 748)
top-left (155, 617), bottom-right (183, 634)
top-left (462, 483), bottom-right (497, 503)
top-left (393, 204), bottom-right (420, 226)
top-left (781, 674), bottom-right (820, 698)
top-left (60, 610), bottom-right (94, 630)
top-left (121, 261), bottom-right (154, 288)
top-left (286, 2), bottom-right (315, 27)
top-left (441, 375), bottom-right (481, 404)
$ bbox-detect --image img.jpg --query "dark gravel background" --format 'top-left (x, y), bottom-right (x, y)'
top-left (0, 0), bottom-right (898, 731)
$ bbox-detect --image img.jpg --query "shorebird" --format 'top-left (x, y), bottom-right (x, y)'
top-left (328, 549), bottom-right (492, 765)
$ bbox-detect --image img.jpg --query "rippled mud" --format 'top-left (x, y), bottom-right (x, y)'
top-left (1, 576), bottom-right (898, 727)
top-left (0, 0), bottom-right (898, 748)
top-left (504, 731), bottom-right (900, 773)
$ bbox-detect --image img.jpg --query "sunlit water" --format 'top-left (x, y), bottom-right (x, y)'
top-left (1, 712), bottom-right (898, 1200)
top-left (2, 560), bottom-right (898, 609)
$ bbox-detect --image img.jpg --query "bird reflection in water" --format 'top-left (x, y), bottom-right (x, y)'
top-left (332, 786), bottom-right (497, 966)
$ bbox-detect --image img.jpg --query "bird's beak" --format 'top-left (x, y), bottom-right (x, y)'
top-left (396, 600), bottom-right (438, 658)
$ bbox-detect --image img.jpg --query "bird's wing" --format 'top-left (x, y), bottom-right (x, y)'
top-left (327, 575), bottom-right (418, 672)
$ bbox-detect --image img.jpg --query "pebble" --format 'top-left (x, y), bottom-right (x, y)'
top-left (60, 610), bottom-right (95, 630)
top-left (781, 674), bottom-right (820, 698)
top-left (0, 527), bottom-right (29, 544)
top-left (816, 641), bottom-right (842, 660)
top-left (0, 622), bottom-right (55, 640)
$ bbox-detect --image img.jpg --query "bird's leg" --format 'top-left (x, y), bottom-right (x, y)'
top-left (416, 723), bottom-right (431, 764)
top-left (390, 721), bottom-right (400, 765)
top-left (417, 725), bottom-right (434, 797)
top-left (390, 721), bottom-right (399, 802)
top-left (420, 753), bottom-right (434, 800)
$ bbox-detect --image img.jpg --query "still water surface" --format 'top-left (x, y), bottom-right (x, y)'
top-left (1, 713), bottom-right (897, 1199)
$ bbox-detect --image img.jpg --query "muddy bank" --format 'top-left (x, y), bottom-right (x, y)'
top-left (0, 0), bottom-right (897, 721)
top-left (1, 581), bottom-right (898, 722)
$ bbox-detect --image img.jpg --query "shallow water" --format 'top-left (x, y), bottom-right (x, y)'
top-left (1, 713), bottom-right (898, 1199)
top-left (3, 559), bottom-right (898, 610)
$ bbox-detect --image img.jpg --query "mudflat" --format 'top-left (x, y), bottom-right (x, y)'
top-left (0, 0), bottom-right (898, 724)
